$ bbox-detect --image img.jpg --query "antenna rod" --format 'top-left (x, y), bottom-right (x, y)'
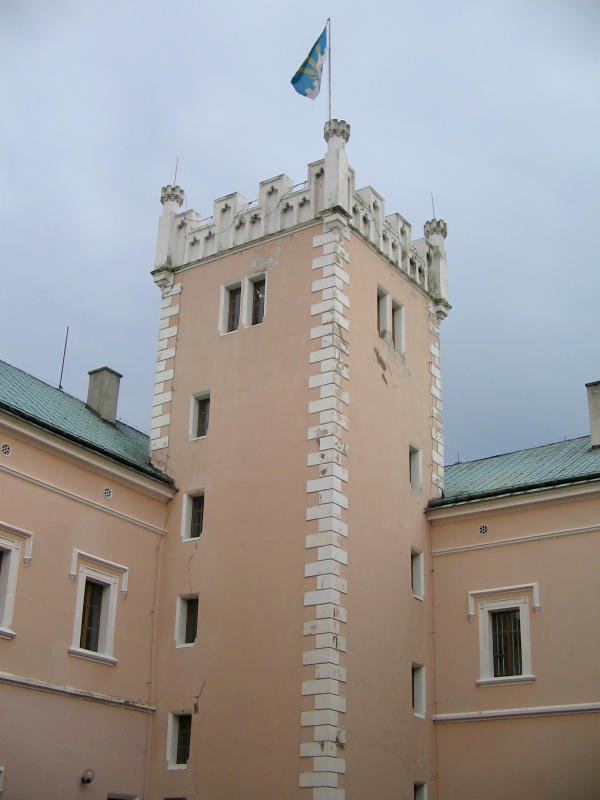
top-left (58, 325), bottom-right (69, 390)
top-left (431, 192), bottom-right (436, 218)
top-left (173, 156), bottom-right (179, 186)
top-left (327, 17), bottom-right (332, 123)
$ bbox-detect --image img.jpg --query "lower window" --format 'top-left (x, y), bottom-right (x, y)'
top-left (167, 713), bottom-right (192, 768)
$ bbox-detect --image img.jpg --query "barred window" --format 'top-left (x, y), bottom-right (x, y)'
top-left (491, 609), bottom-right (522, 677)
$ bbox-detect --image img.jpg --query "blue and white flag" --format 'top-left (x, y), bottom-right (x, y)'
top-left (291, 26), bottom-right (328, 99)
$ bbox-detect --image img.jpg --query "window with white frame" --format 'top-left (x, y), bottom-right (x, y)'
top-left (0, 530), bottom-right (30, 639)
top-left (175, 595), bottom-right (199, 647)
top-left (411, 549), bottom-right (424, 599)
top-left (411, 663), bottom-right (426, 717)
top-left (477, 595), bottom-right (534, 683)
top-left (190, 393), bottom-right (210, 439)
top-left (167, 712), bottom-right (192, 769)
top-left (69, 552), bottom-right (127, 664)
top-left (409, 445), bottom-right (422, 491)
top-left (182, 493), bottom-right (204, 540)
top-left (219, 274), bottom-right (267, 333)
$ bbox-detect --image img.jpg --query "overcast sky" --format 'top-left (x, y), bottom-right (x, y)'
top-left (1, 0), bottom-right (598, 462)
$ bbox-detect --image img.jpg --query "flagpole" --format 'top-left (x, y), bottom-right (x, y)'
top-left (327, 17), bottom-right (332, 123)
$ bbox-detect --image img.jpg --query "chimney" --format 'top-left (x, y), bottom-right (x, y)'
top-left (87, 367), bottom-right (122, 424)
top-left (586, 380), bottom-right (600, 448)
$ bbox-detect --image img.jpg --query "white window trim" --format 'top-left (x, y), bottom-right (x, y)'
top-left (411, 548), bottom-right (424, 600)
top-left (166, 711), bottom-right (191, 770)
top-left (181, 492), bottom-right (204, 541)
top-left (175, 594), bottom-right (199, 648)
top-left (377, 287), bottom-right (390, 339)
top-left (69, 554), bottom-right (127, 665)
top-left (189, 392), bottom-right (210, 441)
top-left (476, 595), bottom-right (535, 684)
top-left (68, 549), bottom-right (128, 596)
top-left (412, 663), bottom-right (426, 718)
top-left (467, 582), bottom-right (541, 621)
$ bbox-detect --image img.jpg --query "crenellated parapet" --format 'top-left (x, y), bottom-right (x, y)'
top-left (153, 121), bottom-right (450, 314)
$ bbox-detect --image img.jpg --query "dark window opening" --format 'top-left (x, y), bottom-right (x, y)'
top-left (184, 597), bottom-right (198, 645)
top-left (196, 397), bottom-right (210, 438)
top-left (227, 287), bottom-right (241, 332)
top-left (80, 579), bottom-right (104, 651)
top-left (252, 279), bottom-right (266, 325)
top-left (176, 714), bottom-right (192, 764)
top-left (491, 609), bottom-right (522, 677)
top-left (189, 495), bottom-right (204, 539)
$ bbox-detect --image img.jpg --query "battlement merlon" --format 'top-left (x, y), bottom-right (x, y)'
top-left (152, 120), bottom-right (450, 314)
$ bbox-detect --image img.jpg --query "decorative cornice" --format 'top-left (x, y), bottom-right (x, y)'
top-left (434, 701), bottom-right (600, 723)
top-left (0, 670), bottom-right (155, 714)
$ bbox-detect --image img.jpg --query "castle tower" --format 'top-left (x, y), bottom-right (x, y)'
top-left (147, 121), bottom-right (449, 799)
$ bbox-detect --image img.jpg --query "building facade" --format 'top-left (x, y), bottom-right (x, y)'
top-left (0, 121), bottom-right (598, 799)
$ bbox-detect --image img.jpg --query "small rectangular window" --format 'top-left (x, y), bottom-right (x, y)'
top-left (80, 579), bottom-right (105, 652)
top-left (409, 446), bottom-right (421, 491)
top-left (414, 783), bottom-right (427, 800)
top-left (167, 713), bottom-right (192, 769)
top-left (392, 300), bottom-right (404, 352)
top-left (188, 495), bottom-right (204, 539)
top-left (491, 609), bottom-right (522, 677)
top-left (377, 289), bottom-right (387, 337)
top-left (176, 595), bottom-right (199, 646)
top-left (227, 286), bottom-right (241, 332)
top-left (412, 664), bottom-right (426, 717)
top-left (176, 714), bottom-right (192, 764)
top-left (195, 396), bottom-right (210, 438)
top-left (411, 549), bottom-right (424, 599)
top-left (251, 278), bottom-right (266, 325)
top-left (184, 598), bottom-right (198, 644)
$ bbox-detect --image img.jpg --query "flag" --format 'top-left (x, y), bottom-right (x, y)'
top-left (291, 26), bottom-right (328, 99)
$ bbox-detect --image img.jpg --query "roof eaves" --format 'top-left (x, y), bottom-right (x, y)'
top-left (428, 471), bottom-right (600, 509)
top-left (0, 401), bottom-right (173, 486)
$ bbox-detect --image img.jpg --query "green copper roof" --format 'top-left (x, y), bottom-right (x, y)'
top-left (0, 360), bottom-right (169, 483)
top-left (434, 435), bottom-right (600, 506)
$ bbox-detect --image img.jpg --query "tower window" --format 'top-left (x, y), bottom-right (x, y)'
top-left (187, 495), bottom-right (204, 539)
top-left (411, 549), bottom-right (424, 599)
top-left (412, 664), bottom-right (426, 717)
top-left (176, 595), bottom-right (199, 646)
top-left (409, 446), bottom-right (422, 491)
top-left (167, 713), bottom-right (192, 768)
top-left (227, 285), bottom-right (241, 332)
top-left (391, 300), bottom-right (405, 352)
top-left (251, 278), bottom-right (266, 325)
top-left (191, 394), bottom-right (210, 439)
